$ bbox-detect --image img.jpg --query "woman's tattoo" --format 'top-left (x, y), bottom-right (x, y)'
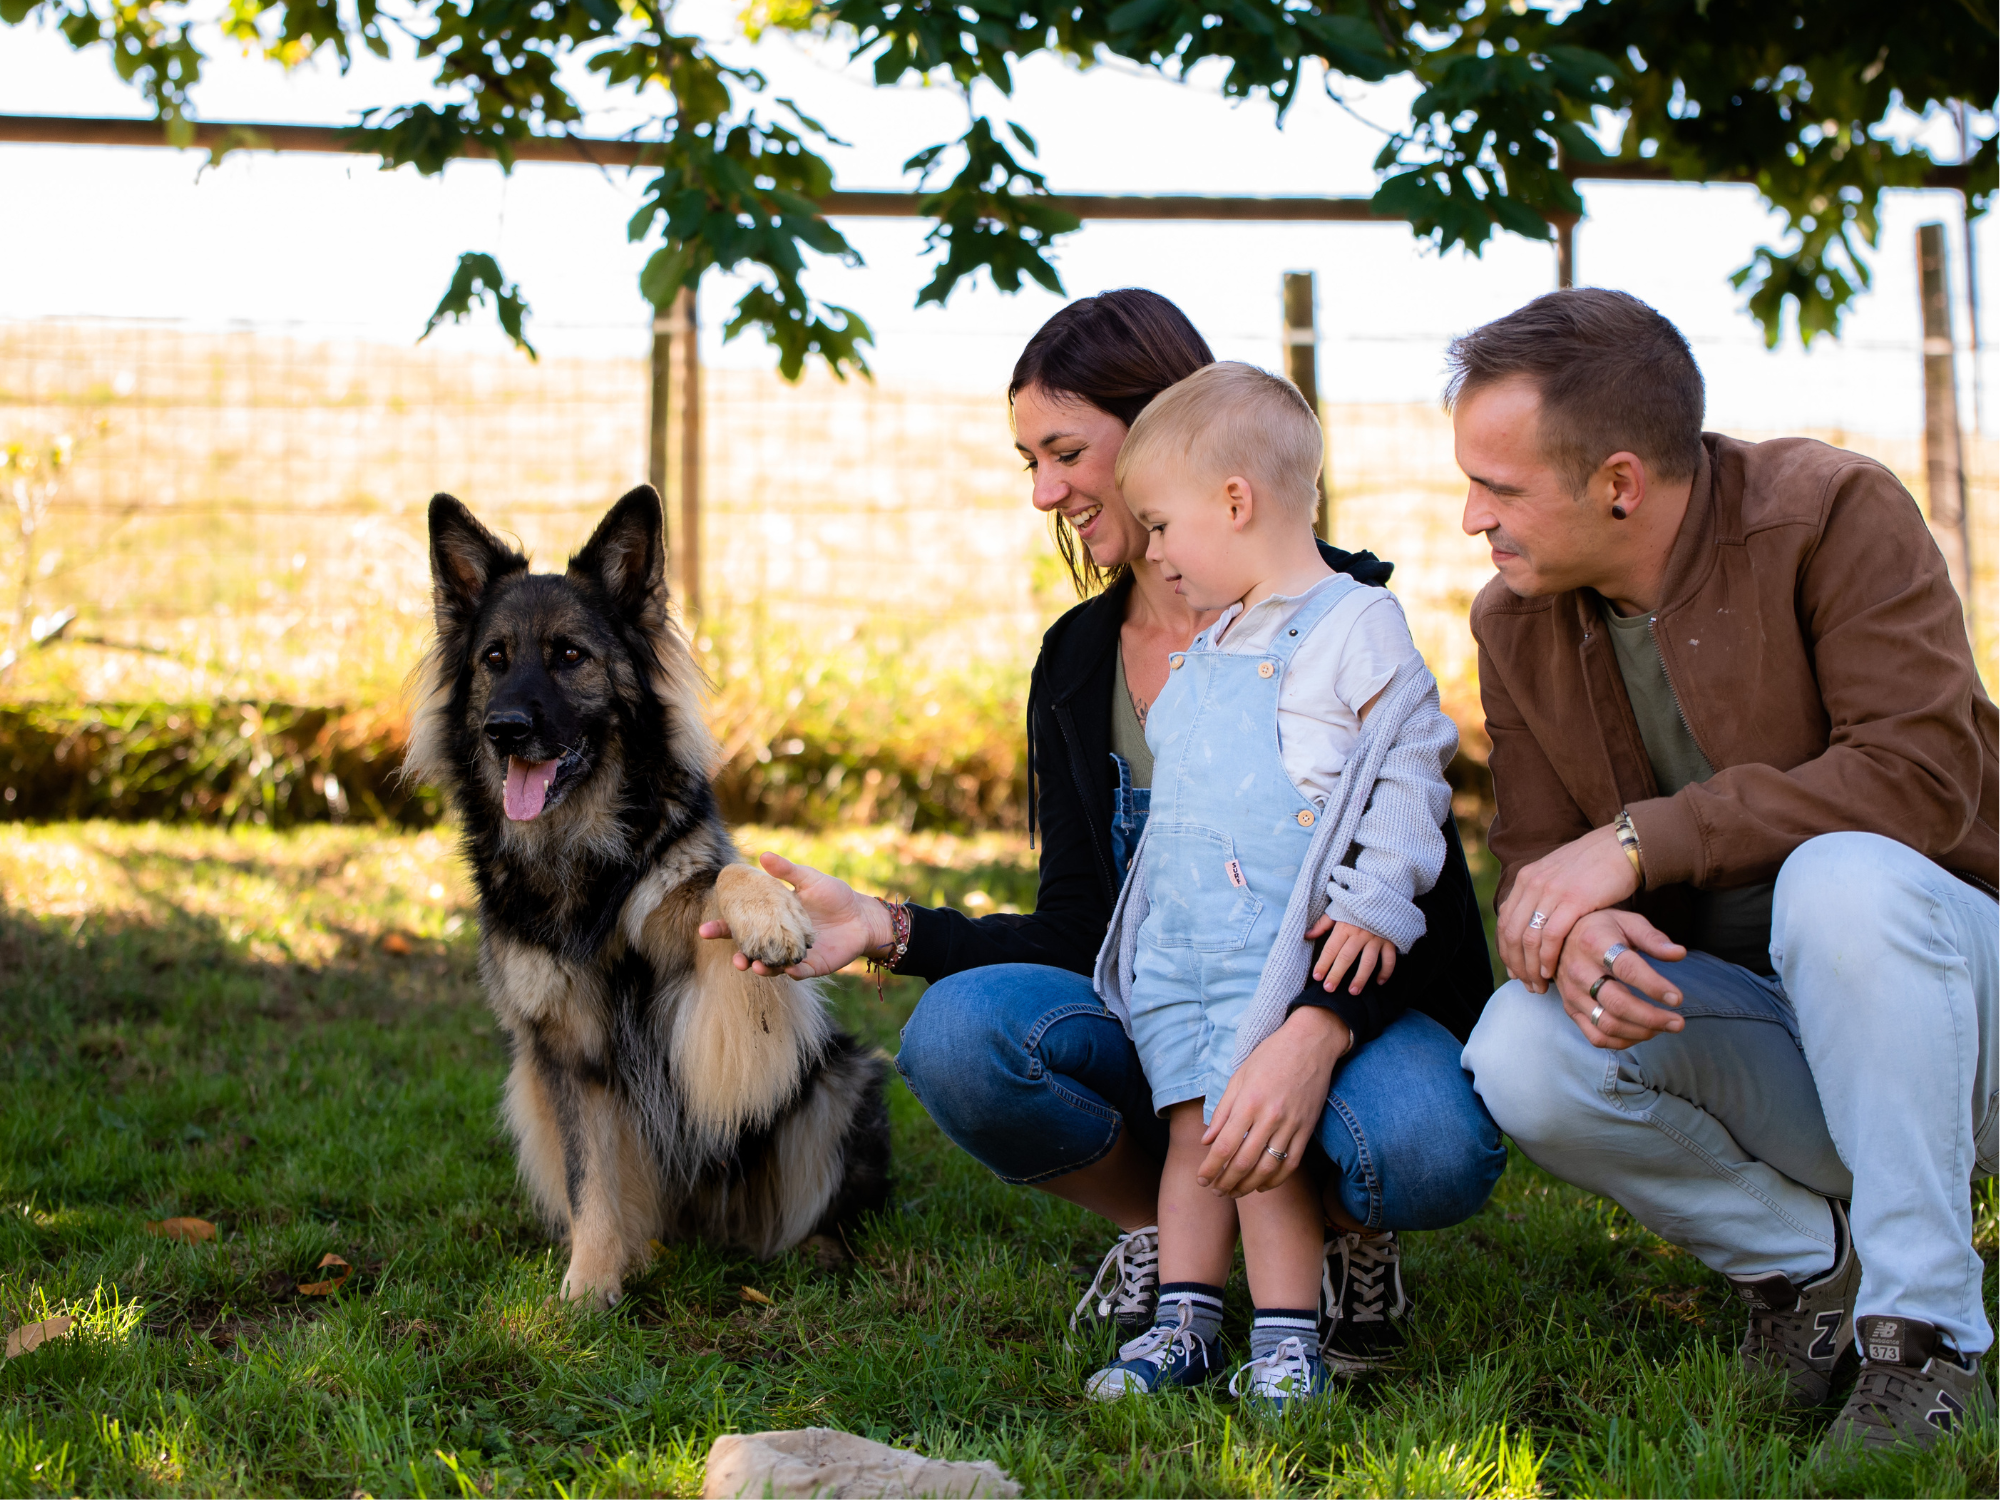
top-left (1130, 691), bottom-right (1150, 728)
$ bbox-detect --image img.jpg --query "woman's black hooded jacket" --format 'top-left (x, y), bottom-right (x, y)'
top-left (897, 543), bottom-right (1496, 1047)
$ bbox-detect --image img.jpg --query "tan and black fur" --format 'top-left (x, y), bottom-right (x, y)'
top-left (408, 485), bottom-right (889, 1306)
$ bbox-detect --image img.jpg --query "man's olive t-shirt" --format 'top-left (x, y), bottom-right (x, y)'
top-left (1600, 601), bottom-right (1776, 974)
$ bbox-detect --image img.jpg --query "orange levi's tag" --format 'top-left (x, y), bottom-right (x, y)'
top-left (1225, 860), bottom-right (1247, 888)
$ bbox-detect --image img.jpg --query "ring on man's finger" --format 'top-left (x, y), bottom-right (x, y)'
top-left (1601, 942), bottom-right (1629, 973)
top-left (1589, 1002), bottom-right (1605, 1026)
top-left (1528, 910), bottom-right (1549, 931)
top-left (1266, 1146), bottom-right (1288, 1163)
top-left (1588, 975), bottom-right (1612, 1003)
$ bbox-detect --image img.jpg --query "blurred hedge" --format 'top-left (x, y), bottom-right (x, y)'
top-left (0, 699), bottom-right (1490, 834)
top-left (0, 700), bottom-right (1031, 833)
top-left (0, 703), bottom-right (436, 828)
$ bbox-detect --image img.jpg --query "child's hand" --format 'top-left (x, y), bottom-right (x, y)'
top-left (1305, 916), bottom-right (1396, 995)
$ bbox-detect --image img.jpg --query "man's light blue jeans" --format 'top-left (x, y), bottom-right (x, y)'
top-left (898, 964), bottom-right (1506, 1232)
top-left (1464, 832), bottom-right (1998, 1355)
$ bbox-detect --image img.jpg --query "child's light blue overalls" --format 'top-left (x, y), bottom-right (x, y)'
top-left (1128, 574), bottom-right (1363, 1117)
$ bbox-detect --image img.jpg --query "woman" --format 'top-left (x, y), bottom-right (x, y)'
top-left (704, 289), bottom-right (1504, 1368)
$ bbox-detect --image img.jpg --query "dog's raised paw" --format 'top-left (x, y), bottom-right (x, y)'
top-left (714, 864), bottom-right (814, 969)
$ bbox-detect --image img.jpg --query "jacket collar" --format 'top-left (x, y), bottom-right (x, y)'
top-left (1043, 570), bottom-right (1133, 711)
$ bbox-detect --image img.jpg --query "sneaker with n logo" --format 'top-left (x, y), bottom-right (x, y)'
top-left (1820, 1315), bottom-right (1994, 1455)
top-left (1726, 1198), bottom-right (1860, 1407)
top-left (1228, 1336), bottom-right (1334, 1412)
top-left (1083, 1299), bottom-right (1223, 1401)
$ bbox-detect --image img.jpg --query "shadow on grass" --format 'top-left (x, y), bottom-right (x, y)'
top-left (0, 847), bottom-right (1994, 1497)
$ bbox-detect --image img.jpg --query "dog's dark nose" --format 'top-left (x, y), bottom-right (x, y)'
top-left (484, 710), bottom-right (534, 751)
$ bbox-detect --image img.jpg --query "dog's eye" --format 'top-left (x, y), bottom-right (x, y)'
top-left (483, 646), bottom-right (506, 669)
top-left (558, 644), bottom-right (586, 666)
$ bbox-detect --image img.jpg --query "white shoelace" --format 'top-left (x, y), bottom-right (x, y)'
top-left (1112, 1298), bottom-right (1200, 1370)
top-left (1228, 1335), bottom-right (1318, 1398)
top-left (1070, 1223), bottom-right (1160, 1330)
top-left (1345, 1235), bottom-right (1394, 1324)
top-left (1321, 1231), bottom-right (1399, 1329)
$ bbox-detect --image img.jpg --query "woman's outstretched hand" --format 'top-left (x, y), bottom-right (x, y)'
top-left (1195, 1006), bottom-right (1349, 1198)
top-left (698, 852), bottom-right (892, 979)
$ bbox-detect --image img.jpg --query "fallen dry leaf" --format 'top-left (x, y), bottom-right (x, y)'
top-left (146, 1217), bottom-right (217, 1243)
top-left (5, 1314), bottom-right (74, 1359)
top-left (739, 1285), bottom-right (773, 1306)
top-left (379, 932), bottom-right (413, 956)
top-left (297, 1253), bottom-right (353, 1296)
top-left (648, 1238), bottom-right (669, 1260)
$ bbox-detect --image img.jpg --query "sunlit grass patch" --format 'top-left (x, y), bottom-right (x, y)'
top-left (0, 821), bottom-right (1991, 1496)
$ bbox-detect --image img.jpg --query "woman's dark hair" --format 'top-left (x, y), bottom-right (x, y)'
top-left (1010, 289), bottom-right (1213, 596)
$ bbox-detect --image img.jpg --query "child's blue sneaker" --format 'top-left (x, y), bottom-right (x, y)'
top-left (1084, 1300), bottom-right (1223, 1401)
top-left (1228, 1336), bottom-right (1334, 1411)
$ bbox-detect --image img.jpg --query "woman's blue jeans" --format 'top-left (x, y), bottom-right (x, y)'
top-left (897, 963), bottom-right (1506, 1231)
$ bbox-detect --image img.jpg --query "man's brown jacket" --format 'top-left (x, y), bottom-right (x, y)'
top-left (1473, 433), bottom-right (1999, 926)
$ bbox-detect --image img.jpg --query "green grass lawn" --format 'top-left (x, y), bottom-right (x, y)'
top-left (0, 822), bottom-right (1993, 1498)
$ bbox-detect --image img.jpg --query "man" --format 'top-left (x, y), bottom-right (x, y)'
top-left (1454, 288), bottom-right (1997, 1453)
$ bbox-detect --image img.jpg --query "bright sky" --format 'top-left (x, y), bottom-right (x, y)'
top-left (3, 4), bottom-right (1992, 435)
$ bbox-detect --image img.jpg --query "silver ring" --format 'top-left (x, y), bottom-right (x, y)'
top-left (1266, 1147), bottom-right (1288, 1162)
top-left (1602, 942), bottom-right (1629, 972)
top-left (1590, 1003), bottom-right (1605, 1026)
top-left (1528, 910), bottom-right (1549, 931)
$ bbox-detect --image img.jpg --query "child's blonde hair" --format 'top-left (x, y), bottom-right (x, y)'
top-left (1115, 361), bottom-right (1323, 518)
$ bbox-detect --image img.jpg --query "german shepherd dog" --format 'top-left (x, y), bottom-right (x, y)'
top-left (407, 485), bottom-right (889, 1307)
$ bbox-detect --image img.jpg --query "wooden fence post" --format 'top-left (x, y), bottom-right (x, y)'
top-left (648, 308), bottom-right (672, 499)
top-left (1283, 271), bottom-right (1330, 540)
top-left (1556, 217), bottom-right (1576, 289)
top-left (1918, 223), bottom-right (1974, 629)
top-left (668, 282), bottom-right (702, 619)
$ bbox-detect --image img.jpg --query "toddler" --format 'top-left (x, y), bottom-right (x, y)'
top-left (1088, 362), bottom-right (1456, 1407)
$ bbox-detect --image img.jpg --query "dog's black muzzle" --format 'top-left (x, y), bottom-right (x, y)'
top-left (484, 709), bottom-right (537, 755)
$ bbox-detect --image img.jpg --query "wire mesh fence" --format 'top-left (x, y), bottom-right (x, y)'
top-left (2, 314), bottom-right (1994, 733)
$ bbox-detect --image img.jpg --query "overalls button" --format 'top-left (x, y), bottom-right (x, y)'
top-left (1257, 661), bottom-right (1275, 679)
top-left (1169, 654), bottom-right (1185, 670)
top-left (1296, 809), bottom-right (1315, 827)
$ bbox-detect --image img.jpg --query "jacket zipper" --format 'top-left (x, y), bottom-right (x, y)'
top-left (1648, 616), bottom-right (1711, 770)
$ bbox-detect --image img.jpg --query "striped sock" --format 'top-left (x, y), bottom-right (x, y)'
top-left (1250, 1307), bottom-right (1318, 1362)
top-left (1155, 1282), bottom-right (1225, 1346)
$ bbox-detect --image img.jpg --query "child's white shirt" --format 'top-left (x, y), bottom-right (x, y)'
top-left (1208, 573), bottom-right (1421, 809)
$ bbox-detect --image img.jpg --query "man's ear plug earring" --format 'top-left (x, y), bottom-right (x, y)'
top-left (1611, 504), bottom-right (1629, 520)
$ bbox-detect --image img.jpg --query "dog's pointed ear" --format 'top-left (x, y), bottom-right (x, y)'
top-left (572, 485), bottom-right (667, 624)
top-left (429, 494), bottom-right (525, 627)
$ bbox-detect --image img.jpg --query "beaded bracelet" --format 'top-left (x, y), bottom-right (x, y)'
top-left (866, 896), bottom-right (911, 998)
top-left (1613, 810), bottom-right (1645, 886)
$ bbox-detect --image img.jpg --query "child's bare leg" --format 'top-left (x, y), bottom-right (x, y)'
top-left (1236, 1169), bottom-right (1333, 1401)
top-left (1159, 1101), bottom-right (1239, 1284)
top-left (1084, 1102), bottom-right (1234, 1401)
top-left (1238, 1167), bottom-right (1325, 1309)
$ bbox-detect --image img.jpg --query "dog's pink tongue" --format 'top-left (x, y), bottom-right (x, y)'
top-left (504, 757), bottom-right (559, 821)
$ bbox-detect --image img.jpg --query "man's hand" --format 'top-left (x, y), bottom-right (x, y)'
top-left (1196, 1006), bottom-right (1349, 1198)
top-left (697, 852), bottom-right (891, 979)
top-left (1305, 915), bottom-right (1396, 994)
top-left (1496, 823), bottom-right (1640, 992)
top-left (1554, 909), bottom-right (1688, 1050)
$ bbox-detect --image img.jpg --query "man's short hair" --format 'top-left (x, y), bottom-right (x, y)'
top-left (1116, 361), bottom-right (1322, 518)
top-left (1444, 288), bottom-right (1705, 495)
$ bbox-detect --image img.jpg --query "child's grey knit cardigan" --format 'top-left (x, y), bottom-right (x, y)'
top-left (1092, 654), bottom-right (1458, 1072)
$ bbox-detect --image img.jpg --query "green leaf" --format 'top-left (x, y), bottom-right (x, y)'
top-left (640, 244), bottom-right (697, 307)
top-left (420, 252), bottom-right (538, 360)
